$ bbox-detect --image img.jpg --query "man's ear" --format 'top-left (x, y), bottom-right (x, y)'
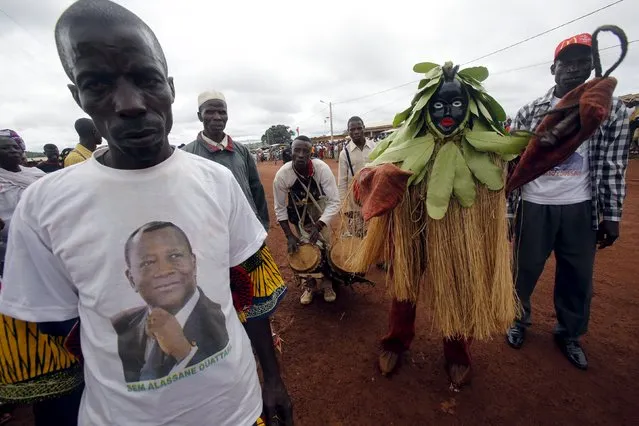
top-left (550, 62), bottom-right (556, 75)
top-left (125, 269), bottom-right (138, 292)
top-left (197, 111), bottom-right (203, 122)
top-left (68, 84), bottom-right (82, 109)
top-left (168, 76), bottom-right (175, 103)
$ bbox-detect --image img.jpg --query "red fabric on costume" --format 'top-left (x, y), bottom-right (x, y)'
top-left (381, 299), bottom-right (416, 353)
top-left (354, 164), bottom-right (413, 221)
top-left (382, 298), bottom-right (472, 367)
top-left (443, 337), bottom-right (472, 366)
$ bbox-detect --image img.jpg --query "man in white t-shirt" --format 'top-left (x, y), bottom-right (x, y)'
top-left (337, 116), bottom-right (375, 237)
top-left (506, 33), bottom-right (631, 371)
top-left (0, 1), bottom-right (292, 425)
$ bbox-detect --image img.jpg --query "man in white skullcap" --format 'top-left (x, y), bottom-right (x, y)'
top-left (183, 90), bottom-right (269, 230)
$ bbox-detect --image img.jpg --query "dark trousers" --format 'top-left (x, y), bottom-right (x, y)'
top-left (381, 299), bottom-right (472, 366)
top-left (513, 200), bottom-right (597, 339)
top-left (33, 384), bottom-right (83, 426)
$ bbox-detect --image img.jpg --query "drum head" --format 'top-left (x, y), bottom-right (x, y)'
top-left (330, 236), bottom-right (364, 274)
top-left (288, 243), bottom-right (321, 273)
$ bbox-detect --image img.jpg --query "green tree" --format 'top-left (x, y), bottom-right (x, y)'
top-left (261, 124), bottom-right (295, 145)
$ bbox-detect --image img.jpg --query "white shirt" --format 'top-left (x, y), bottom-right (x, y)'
top-left (522, 96), bottom-right (591, 205)
top-left (201, 133), bottom-right (228, 149)
top-left (273, 158), bottom-right (340, 225)
top-left (337, 141), bottom-right (375, 209)
top-left (0, 149), bottom-right (265, 426)
top-left (0, 165), bottom-right (45, 242)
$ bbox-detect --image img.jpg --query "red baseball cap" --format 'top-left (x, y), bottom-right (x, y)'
top-left (554, 33), bottom-right (592, 60)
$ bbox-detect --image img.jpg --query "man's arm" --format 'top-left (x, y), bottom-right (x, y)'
top-left (273, 170), bottom-right (300, 252)
top-left (0, 199), bottom-right (78, 323)
top-left (507, 105), bottom-right (535, 219)
top-left (0, 195), bottom-right (81, 362)
top-left (227, 174), bottom-right (292, 425)
top-left (245, 148), bottom-right (270, 230)
top-left (317, 163), bottom-right (341, 226)
top-left (599, 102), bottom-right (631, 223)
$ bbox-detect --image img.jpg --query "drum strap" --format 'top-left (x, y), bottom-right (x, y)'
top-left (291, 177), bottom-right (329, 247)
top-left (292, 178), bottom-right (324, 225)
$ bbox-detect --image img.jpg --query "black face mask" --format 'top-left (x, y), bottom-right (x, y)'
top-left (428, 79), bottom-right (468, 135)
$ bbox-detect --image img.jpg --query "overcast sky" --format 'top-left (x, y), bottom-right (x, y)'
top-left (0, 0), bottom-right (637, 151)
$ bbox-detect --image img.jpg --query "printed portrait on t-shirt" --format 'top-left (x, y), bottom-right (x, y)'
top-left (111, 221), bottom-right (230, 383)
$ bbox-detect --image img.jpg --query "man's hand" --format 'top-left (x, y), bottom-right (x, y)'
top-left (308, 221), bottom-right (326, 244)
top-left (146, 308), bottom-right (192, 361)
top-left (262, 378), bottom-right (294, 426)
top-left (286, 235), bottom-right (300, 254)
top-left (597, 220), bottom-right (619, 249)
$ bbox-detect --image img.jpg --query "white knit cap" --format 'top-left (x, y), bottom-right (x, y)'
top-left (197, 90), bottom-right (226, 108)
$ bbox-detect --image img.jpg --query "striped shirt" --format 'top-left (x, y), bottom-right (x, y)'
top-left (507, 86), bottom-right (631, 229)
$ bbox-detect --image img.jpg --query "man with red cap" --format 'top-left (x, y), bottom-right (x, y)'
top-left (506, 33), bottom-right (631, 370)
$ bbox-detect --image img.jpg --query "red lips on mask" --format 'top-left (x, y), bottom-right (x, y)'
top-left (440, 117), bottom-right (456, 127)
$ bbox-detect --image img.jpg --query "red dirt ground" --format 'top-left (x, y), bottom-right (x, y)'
top-left (8, 159), bottom-right (639, 425)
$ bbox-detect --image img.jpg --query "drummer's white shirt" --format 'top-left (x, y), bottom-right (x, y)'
top-left (273, 159), bottom-right (341, 226)
top-left (0, 148), bottom-right (265, 426)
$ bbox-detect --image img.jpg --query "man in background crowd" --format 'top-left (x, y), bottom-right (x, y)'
top-left (0, 129), bottom-right (27, 165)
top-left (183, 90), bottom-right (269, 231)
top-left (37, 144), bottom-right (63, 173)
top-left (337, 116), bottom-right (375, 237)
top-left (64, 118), bottom-right (102, 167)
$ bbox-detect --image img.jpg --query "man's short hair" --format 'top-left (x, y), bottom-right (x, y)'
top-left (124, 221), bottom-right (193, 267)
top-left (294, 135), bottom-right (312, 143)
top-left (74, 118), bottom-right (97, 139)
top-left (348, 116), bottom-right (364, 127)
top-left (43, 143), bottom-right (58, 150)
top-left (54, 0), bottom-right (168, 82)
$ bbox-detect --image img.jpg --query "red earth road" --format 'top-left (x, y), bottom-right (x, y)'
top-left (9, 159), bottom-right (639, 425)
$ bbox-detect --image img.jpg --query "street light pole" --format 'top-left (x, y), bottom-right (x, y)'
top-left (320, 100), bottom-right (334, 145)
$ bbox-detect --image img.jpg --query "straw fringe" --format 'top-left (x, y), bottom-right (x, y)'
top-left (344, 154), bottom-right (518, 340)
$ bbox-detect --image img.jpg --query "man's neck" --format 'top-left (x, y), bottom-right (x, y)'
top-left (352, 138), bottom-right (366, 149)
top-left (80, 139), bottom-right (96, 152)
top-left (553, 85), bottom-right (573, 99)
top-left (102, 142), bottom-right (173, 170)
top-left (293, 161), bottom-right (311, 177)
top-left (203, 130), bottom-right (226, 143)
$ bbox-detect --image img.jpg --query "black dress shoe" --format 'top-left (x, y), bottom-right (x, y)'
top-left (506, 324), bottom-right (526, 349)
top-left (554, 335), bottom-right (588, 370)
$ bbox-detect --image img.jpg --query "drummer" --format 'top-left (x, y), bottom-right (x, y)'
top-left (273, 136), bottom-right (341, 305)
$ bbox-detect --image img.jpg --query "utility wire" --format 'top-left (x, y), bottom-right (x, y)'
top-left (461, 0), bottom-right (624, 65)
top-left (334, 0), bottom-right (626, 105)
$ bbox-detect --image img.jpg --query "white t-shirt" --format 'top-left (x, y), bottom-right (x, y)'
top-left (522, 96), bottom-right (591, 205)
top-left (0, 149), bottom-right (265, 426)
top-left (0, 165), bottom-right (46, 242)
